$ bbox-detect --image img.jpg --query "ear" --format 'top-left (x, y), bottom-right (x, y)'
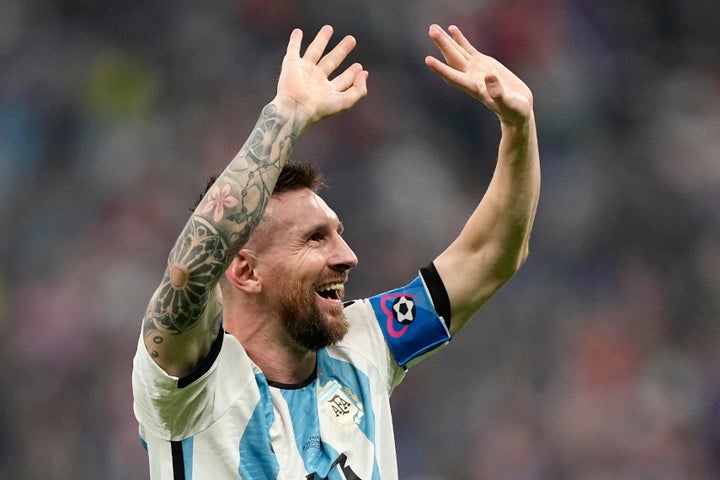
top-left (225, 250), bottom-right (262, 293)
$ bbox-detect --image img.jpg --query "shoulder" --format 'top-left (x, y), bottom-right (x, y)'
top-left (132, 331), bottom-right (258, 439)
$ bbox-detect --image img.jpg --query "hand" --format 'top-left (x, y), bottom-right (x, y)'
top-left (425, 24), bottom-right (533, 127)
top-left (275, 25), bottom-right (369, 128)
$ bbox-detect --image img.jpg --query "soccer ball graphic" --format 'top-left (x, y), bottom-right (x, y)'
top-left (392, 296), bottom-right (416, 324)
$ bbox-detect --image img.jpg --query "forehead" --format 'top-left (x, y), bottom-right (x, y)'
top-left (265, 188), bottom-right (340, 234)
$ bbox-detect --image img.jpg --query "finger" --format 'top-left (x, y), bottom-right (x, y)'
top-left (303, 25), bottom-right (334, 64)
top-left (328, 70), bottom-right (369, 115)
top-left (342, 70), bottom-right (369, 105)
top-left (428, 24), bottom-right (469, 66)
top-left (426, 55), bottom-right (493, 105)
top-left (317, 35), bottom-right (357, 76)
top-left (447, 25), bottom-right (479, 56)
top-left (330, 62), bottom-right (364, 91)
top-left (425, 55), bottom-right (466, 88)
top-left (285, 28), bottom-right (304, 57)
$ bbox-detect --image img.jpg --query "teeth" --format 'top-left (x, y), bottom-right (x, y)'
top-left (317, 283), bottom-right (343, 293)
top-left (316, 283), bottom-right (345, 301)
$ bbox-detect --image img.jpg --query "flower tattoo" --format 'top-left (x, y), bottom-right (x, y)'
top-left (199, 183), bottom-right (240, 223)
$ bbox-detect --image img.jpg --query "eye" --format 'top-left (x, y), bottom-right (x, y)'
top-left (308, 231), bottom-right (325, 243)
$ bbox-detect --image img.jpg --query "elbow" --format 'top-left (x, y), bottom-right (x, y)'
top-left (513, 240), bottom-right (532, 275)
top-left (492, 241), bottom-right (531, 283)
top-left (513, 230), bottom-right (533, 269)
top-left (518, 241), bottom-right (531, 268)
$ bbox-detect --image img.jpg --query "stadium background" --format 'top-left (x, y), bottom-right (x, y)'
top-left (1, 0), bottom-right (719, 478)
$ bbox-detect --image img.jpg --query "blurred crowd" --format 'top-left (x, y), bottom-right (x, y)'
top-left (1, 0), bottom-right (719, 478)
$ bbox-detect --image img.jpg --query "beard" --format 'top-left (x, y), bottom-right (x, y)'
top-left (278, 280), bottom-right (349, 351)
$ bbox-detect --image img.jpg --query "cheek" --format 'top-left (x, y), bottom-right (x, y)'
top-left (261, 249), bottom-right (325, 288)
top-left (289, 251), bottom-right (326, 279)
top-left (265, 264), bottom-right (311, 295)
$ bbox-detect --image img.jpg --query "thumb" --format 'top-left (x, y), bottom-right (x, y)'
top-left (485, 74), bottom-right (504, 100)
top-left (485, 74), bottom-right (527, 124)
top-left (486, 73), bottom-right (517, 113)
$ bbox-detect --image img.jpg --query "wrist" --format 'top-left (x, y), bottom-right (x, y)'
top-left (500, 111), bottom-right (534, 133)
top-left (499, 113), bottom-right (537, 154)
top-left (269, 95), bottom-right (315, 137)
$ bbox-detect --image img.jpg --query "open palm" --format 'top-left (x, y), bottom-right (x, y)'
top-left (425, 24), bottom-right (533, 127)
top-left (276, 26), bottom-right (368, 127)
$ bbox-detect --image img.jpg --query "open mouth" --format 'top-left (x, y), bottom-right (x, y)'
top-left (316, 283), bottom-right (344, 301)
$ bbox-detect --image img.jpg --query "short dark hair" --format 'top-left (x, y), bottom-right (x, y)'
top-left (191, 161), bottom-right (324, 212)
top-left (273, 161), bottom-right (325, 195)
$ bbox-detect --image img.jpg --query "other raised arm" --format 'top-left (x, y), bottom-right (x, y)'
top-left (425, 24), bottom-right (540, 333)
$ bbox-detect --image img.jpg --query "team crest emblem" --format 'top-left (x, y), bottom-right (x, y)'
top-left (318, 380), bottom-right (364, 428)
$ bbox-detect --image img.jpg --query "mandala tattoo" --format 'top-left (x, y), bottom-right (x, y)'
top-left (150, 216), bottom-right (227, 333)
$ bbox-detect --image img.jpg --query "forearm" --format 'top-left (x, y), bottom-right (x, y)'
top-left (436, 114), bottom-right (540, 331)
top-left (142, 98), bottom-right (306, 371)
top-left (195, 98), bottom-right (305, 254)
top-left (471, 115), bottom-right (540, 271)
top-left (489, 114), bottom-right (541, 266)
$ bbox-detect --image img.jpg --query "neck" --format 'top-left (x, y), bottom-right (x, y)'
top-left (224, 306), bottom-right (317, 385)
top-left (246, 338), bottom-right (317, 385)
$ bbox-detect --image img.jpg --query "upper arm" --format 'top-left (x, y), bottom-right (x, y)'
top-left (142, 283), bottom-right (224, 378)
top-left (433, 232), bottom-right (529, 335)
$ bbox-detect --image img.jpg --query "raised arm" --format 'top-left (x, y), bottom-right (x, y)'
top-left (141, 26), bottom-right (368, 376)
top-left (424, 24), bottom-right (540, 334)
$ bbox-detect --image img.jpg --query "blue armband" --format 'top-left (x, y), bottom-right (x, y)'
top-left (368, 275), bottom-right (451, 368)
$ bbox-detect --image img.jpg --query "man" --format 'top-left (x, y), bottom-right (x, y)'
top-left (133, 23), bottom-right (540, 479)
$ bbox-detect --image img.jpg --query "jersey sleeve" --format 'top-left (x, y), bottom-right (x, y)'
top-left (367, 269), bottom-right (452, 369)
top-left (132, 329), bottom-right (257, 440)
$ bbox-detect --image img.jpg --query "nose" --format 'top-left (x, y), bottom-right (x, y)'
top-left (330, 234), bottom-right (358, 272)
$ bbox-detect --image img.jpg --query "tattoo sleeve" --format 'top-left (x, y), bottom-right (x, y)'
top-left (143, 103), bottom-right (299, 359)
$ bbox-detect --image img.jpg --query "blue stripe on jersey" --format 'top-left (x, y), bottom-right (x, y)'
top-left (181, 438), bottom-right (194, 479)
top-left (317, 349), bottom-right (381, 479)
top-left (280, 383), bottom-right (336, 476)
top-left (238, 374), bottom-right (280, 479)
top-left (170, 438), bottom-right (193, 480)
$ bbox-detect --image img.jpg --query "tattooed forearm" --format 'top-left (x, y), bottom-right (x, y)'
top-left (236, 104), bottom-right (297, 170)
top-left (200, 103), bottom-right (299, 251)
top-left (143, 102), bottom-right (299, 348)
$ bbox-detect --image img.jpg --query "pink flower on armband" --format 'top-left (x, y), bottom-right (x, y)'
top-left (198, 183), bottom-right (239, 223)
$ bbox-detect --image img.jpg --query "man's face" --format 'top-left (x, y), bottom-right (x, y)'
top-left (252, 188), bottom-right (358, 351)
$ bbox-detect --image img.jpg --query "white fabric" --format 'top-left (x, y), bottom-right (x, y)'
top-left (133, 291), bottom-right (445, 479)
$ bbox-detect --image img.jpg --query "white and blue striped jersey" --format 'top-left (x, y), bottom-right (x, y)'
top-left (132, 271), bottom-right (451, 479)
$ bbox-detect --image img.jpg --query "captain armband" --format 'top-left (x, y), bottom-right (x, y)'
top-left (368, 264), bottom-right (451, 368)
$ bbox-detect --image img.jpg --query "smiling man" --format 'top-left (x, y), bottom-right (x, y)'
top-left (132, 23), bottom-right (539, 479)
